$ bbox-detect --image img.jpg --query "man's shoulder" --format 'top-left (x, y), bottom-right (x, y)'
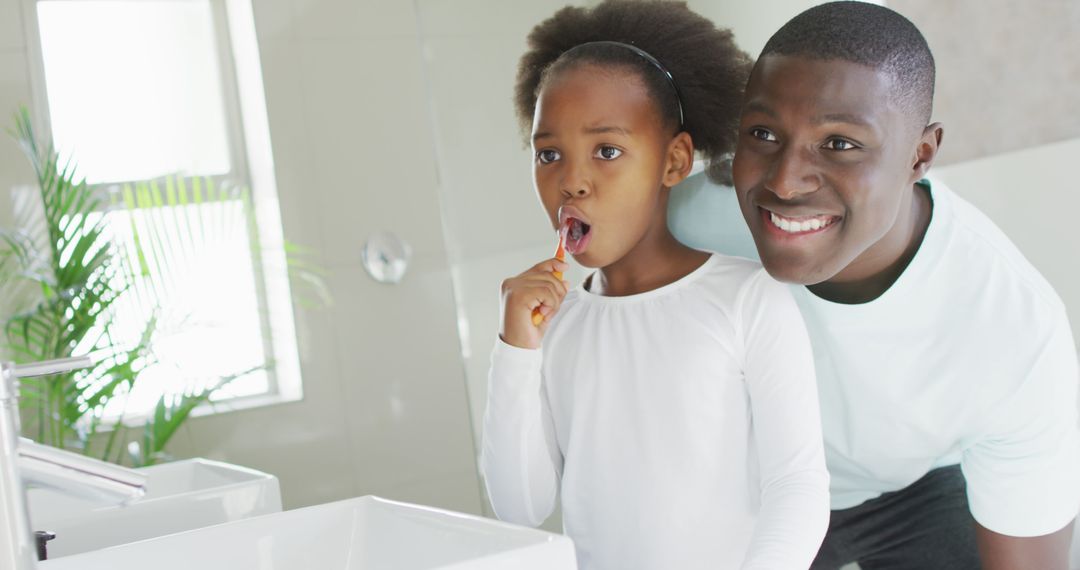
top-left (932, 179), bottom-right (1066, 315)
top-left (668, 172), bottom-right (759, 260)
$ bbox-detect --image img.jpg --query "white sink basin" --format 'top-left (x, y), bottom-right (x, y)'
top-left (29, 458), bottom-right (281, 558)
top-left (39, 495), bottom-right (577, 569)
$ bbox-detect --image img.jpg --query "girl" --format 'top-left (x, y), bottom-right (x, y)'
top-left (482, 2), bottom-right (829, 568)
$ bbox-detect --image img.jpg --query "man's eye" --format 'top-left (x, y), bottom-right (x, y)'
top-left (750, 128), bottom-right (777, 142)
top-left (595, 146), bottom-right (622, 160)
top-left (824, 138), bottom-right (857, 151)
top-left (537, 149), bottom-right (560, 164)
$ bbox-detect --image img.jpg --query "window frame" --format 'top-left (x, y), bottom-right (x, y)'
top-left (20, 0), bottom-right (305, 424)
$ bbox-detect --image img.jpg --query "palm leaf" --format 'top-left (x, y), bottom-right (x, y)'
top-left (135, 366), bottom-right (259, 467)
top-left (2, 108), bottom-right (145, 453)
top-left (4, 105), bottom-right (327, 466)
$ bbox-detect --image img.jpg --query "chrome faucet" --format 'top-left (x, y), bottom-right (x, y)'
top-left (1, 357), bottom-right (148, 569)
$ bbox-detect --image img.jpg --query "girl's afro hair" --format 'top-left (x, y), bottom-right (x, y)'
top-left (515, 0), bottom-right (752, 183)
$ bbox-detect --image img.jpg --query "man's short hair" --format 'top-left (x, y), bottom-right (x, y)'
top-left (761, 1), bottom-right (935, 126)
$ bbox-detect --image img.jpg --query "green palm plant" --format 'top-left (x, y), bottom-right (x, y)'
top-left (1, 107), bottom-right (151, 457)
top-left (109, 175), bottom-right (270, 466)
top-left (0, 108), bottom-right (321, 466)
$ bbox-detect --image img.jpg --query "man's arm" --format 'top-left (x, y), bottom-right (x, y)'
top-left (963, 314), bottom-right (1080, 565)
top-left (977, 521), bottom-right (1073, 570)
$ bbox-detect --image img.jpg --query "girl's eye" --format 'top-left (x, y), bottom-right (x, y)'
top-left (750, 128), bottom-right (777, 142)
top-left (824, 138), bottom-right (857, 151)
top-left (595, 145), bottom-right (622, 160)
top-left (536, 149), bottom-right (561, 164)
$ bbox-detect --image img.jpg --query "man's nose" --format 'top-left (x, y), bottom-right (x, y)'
top-left (764, 146), bottom-right (820, 200)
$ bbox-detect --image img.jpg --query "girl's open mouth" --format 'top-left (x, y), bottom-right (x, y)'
top-left (564, 217), bottom-right (592, 255)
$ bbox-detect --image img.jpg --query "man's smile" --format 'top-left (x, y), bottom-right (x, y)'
top-left (758, 206), bottom-right (841, 237)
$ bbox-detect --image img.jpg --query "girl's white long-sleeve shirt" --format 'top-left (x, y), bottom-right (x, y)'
top-left (481, 254), bottom-right (829, 570)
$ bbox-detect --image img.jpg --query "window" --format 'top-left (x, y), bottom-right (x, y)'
top-left (36, 0), bottom-right (233, 184)
top-left (25, 0), bottom-right (303, 420)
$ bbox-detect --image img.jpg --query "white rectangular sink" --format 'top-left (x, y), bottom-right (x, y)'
top-left (29, 458), bottom-right (281, 558)
top-left (39, 495), bottom-right (577, 569)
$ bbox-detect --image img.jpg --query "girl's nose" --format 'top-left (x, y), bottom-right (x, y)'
top-left (560, 163), bottom-right (591, 198)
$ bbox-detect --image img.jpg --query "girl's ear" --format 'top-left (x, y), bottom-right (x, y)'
top-left (662, 131), bottom-right (695, 188)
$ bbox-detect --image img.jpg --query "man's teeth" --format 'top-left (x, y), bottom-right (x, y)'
top-left (769, 211), bottom-right (834, 233)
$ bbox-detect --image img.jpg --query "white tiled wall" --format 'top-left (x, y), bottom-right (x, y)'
top-left (0, 0), bottom-right (31, 231)
top-left (290, 0), bottom-right (417, 40)
top-left (0, 1), bottom-right (25, 51)
top-left (685, 0), bottom-right (884, 58)
top-left (412, 2), bottom-right (589, 512)
top-left (891, 0), bottom-right (1080, 166)
top-left (176, 0), bottom-right (481, 511)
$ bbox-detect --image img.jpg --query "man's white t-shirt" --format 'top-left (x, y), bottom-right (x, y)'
top-left (481, 254), bottom-right (830, 570)
top-left (669, 175), bottom-right (1080, 537)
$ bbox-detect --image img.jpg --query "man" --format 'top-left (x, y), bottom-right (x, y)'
top-left (671, 2), bottom-right (1080, 568)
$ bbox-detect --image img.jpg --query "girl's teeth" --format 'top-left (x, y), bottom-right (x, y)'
top-left (769, 211), bottom-right (832, 234)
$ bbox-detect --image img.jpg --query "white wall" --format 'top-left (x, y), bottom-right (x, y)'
top-left (685, 0), bottom-right (883, 58)
top-left (413, 0), bottom-right (589, 492)
top-left (0, 0), bottom-right (33, 231)
top-left (890, 0), bottom-right (1080, 165)
top-left (0, 0), bottom-right (483, 513)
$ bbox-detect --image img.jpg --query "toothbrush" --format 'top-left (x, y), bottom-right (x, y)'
top-left (532, 226), bottom-right (567, 326)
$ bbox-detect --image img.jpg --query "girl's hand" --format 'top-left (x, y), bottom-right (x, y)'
top-left (500, 258), bottom-right (570, 349)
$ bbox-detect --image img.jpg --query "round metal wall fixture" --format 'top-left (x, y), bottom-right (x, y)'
top-left (361, 231), bottom-right (412, 284)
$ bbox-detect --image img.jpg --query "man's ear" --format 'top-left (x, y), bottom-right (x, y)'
top-left (911, 122), bottom-right (944, 182)
top-left (662, 131), bottom-right (695, 188)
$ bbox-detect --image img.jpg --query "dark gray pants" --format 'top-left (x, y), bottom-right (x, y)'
top-left (812, 465), bottom-right (982, 570)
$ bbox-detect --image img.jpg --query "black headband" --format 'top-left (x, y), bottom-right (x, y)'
top-left (563, 40), bottom-right (685, 128)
